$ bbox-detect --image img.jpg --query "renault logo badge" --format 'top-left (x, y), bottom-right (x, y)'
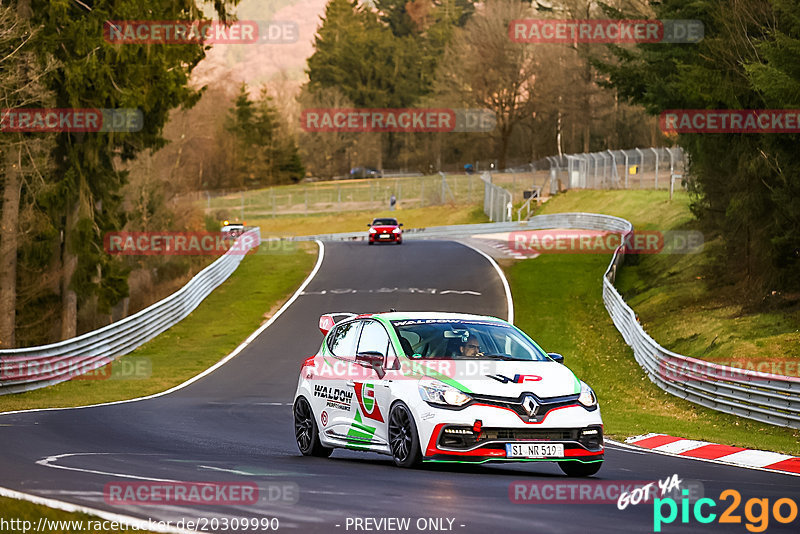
top-left (522, 395), bottom-right (539, 417)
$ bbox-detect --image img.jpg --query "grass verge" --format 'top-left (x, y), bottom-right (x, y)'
top-left (506, 189), bottom-right (800, 454)
top-left (0, 243), bottom-right (317, 413)
top-left (0, 496), bottom-right (161, 533)
top-left (252, 203), bottom-right (488, 237)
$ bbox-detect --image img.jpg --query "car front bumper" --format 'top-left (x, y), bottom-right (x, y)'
top-left (413, 401), bottom-right (604, 464)
top-left (369, 233), bottom-right (401, 243)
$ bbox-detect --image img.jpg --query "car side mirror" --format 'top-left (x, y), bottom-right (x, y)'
top-left (356, 351), bottom-right (386, 379)
top-left (548, 352), bottom-right (564, 364)
top-left (367, 223), bottom-right (372, 227)
top-left (398, 223), bottom-right (403, 227)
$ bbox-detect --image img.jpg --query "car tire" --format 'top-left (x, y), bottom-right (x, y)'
top-left (368, 241), bottom-right (374, 246)
top-left (396, 240), bottom-right (402, 245)
top-left (558, 460), bottom-right (602, 477)
top-left (293, 396), bottom-right (333, 458)
top-left (388, 402), bottom-right (422, 468)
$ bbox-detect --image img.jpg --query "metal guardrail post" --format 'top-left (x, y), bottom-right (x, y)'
top-left (607, 150), bottom-right (617, 187)
top-left (634, 148), bottom-right (644, 188)
top-left (623, 151), bottom-right (629, 189)
top-left (650, 147), bottom-right (659, 189)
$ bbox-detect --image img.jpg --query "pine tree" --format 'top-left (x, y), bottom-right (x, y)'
top-left (26, 0), bottom-right (241, 339)
top-left (595, 0), bottom-right (800, 292)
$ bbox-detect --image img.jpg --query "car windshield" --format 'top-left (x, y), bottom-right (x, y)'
top-left (390, 319), bottom-right (549, 361)
top-left (372, 219), bottom-right (398, 226)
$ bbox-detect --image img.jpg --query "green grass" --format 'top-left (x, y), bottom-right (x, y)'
top-left (0, 243), bottom-right (317, 413)
top-left (0, 497), bottom-right (160, 533)
top-left (252, 203), bottom-right (489, 237)
top-left (536, 189), bottom-right (800, 364)
top-left (507, 189), bottom-right (800, 454)
top-left (0, 497), bottom-right (164, 534)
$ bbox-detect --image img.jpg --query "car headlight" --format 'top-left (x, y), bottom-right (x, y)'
top-left (369, 228), bottom-right (377, 234)
top-left (392, 228), bottom-right (401, 234)
top-left (578, 380), bottom-right (597, 408)
top-left (418, 378), bottom-right (471, 407)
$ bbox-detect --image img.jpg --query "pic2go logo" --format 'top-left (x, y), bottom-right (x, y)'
top-left (654, 489), bottom-right (798, 532)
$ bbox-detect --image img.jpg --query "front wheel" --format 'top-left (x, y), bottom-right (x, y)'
top-left (558, 460), bottom-right (602, 477)
top-left (388, 402), bottom-right (422, 467)
top-left (293, 397), bottom-right (333, 458)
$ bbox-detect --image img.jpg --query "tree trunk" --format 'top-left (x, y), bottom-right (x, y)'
top-left (60, 202), bottom-right (78, 340)
top-left (0, 141), bottom-right (21, 348)
top-left (583, 61), bottom-right (592, 153)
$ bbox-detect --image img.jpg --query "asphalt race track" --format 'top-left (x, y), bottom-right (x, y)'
top-left (0, 241), bottom-right (797, 533)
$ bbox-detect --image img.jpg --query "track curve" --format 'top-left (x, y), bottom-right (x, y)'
top-left (0, 241), bottom-right (796, 533)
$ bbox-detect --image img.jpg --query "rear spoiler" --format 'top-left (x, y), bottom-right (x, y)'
top-left (319, 312), bottom-right (358, 335)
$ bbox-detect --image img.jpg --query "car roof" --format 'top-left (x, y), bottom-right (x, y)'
top-left (370, 311), bottom-right (507, 323)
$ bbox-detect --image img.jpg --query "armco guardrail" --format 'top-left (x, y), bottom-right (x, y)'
top-left (582, 215), bottom-right (800, 430)
top-left (299, 214), bottom-right (800, 429)
top-left (0, 228), bottom-right (261, 395)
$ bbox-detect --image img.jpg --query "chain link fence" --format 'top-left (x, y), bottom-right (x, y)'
top-left (542, 147), bottom-right (686, 194)
top-left (193, 146), bottom-right (684, 220)
top-left (201, 173), bottom-right (488, 219)
top-left (481, 172), bottom-right (514, 222)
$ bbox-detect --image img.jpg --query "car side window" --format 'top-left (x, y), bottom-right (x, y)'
top-left (356, 320), bottom-right (390, 356)
top-left (327, 321), bottom-right (361, 360)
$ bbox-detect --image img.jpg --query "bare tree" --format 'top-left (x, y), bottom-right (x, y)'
top-left (435, 0), bottom-right (542, 169)
top-left (297, 85), bottom-right (360, 178)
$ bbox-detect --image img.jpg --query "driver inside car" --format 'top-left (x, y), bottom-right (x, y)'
top-left (458, 335), bottom-right (482, 358)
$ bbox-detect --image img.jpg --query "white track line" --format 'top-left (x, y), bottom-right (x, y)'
top-left (0, 241), bottom-right (326, 532)
top-left (455, 241), bottom-right (514, 324)
top-left (0, 240), bottom-right (325, 416)
top-left (36, 453), bottom-right (184, 483)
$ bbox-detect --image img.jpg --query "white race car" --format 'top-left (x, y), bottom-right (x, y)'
top-left (293, 312), bottom-right (604, 476)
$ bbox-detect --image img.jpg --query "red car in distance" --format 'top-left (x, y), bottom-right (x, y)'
top-left (368, 217), bottom-right (403, 245)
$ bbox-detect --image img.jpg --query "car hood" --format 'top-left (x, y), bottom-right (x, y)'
top-left (371, 225), bottom-right (399, 231)
top-left (411, 360), bottom-right (581, 399)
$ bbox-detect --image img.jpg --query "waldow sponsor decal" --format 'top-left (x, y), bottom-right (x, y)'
top-left (314, 384), bottom-right (353, 410)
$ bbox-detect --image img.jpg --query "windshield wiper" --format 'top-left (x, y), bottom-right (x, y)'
top-left (481, 354), bottom-right (517, 361)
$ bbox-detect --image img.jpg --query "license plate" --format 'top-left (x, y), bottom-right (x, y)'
top-left (379, 234), bottom-right (391, 239)
top-left (505, 443), bottom-right (564, 458)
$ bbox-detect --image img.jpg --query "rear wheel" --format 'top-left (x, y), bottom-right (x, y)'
top-left (558, 460), bottom-right (602, 477)
top-left (388, 402), bottom-right (422, 467)
top-left (293, 397), bottom-right (333, 457)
